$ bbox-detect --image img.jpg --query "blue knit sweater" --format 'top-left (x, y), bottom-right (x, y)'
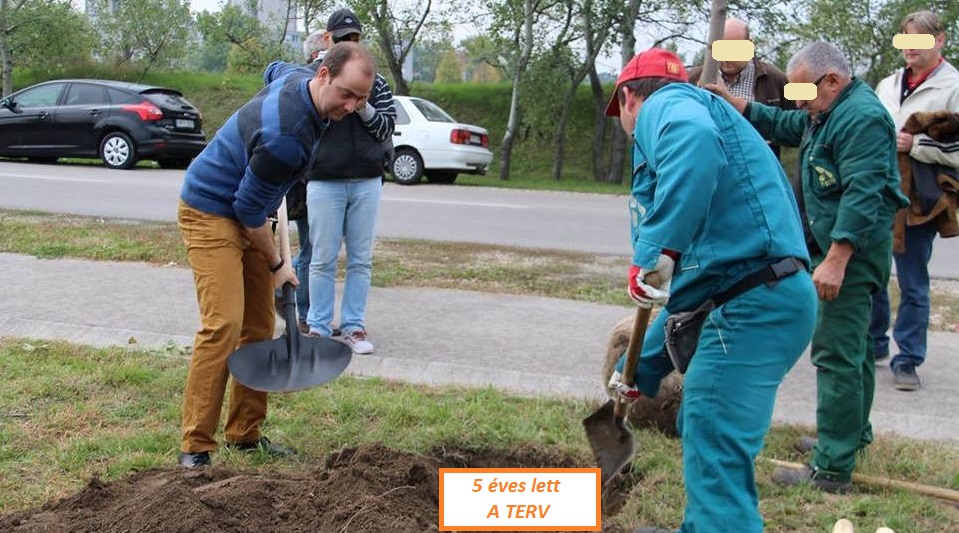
top-left (180, 61), bottom-right (328, 228)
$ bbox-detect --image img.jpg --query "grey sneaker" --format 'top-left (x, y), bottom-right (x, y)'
top-left (771, 464), bottom-right (851, 494)
top-left (794, 435), bottom-right (818, 454)
top-left (342, 329), bottom-right (374, 354)
top-left (892, 363), bottom-right (920, 391)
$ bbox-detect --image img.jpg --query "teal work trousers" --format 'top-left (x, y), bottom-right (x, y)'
top-left (627, 270), bottom-right (817, 533)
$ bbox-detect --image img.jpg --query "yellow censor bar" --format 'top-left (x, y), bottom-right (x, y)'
top-left (784, 83), bottom-right (818, 101)
top-left (893, 33), bottom-right (935, 49)
top-left (711, 40), bottom-right (755, 62)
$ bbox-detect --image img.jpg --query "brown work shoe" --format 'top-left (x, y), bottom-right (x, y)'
top-left (297, 320), bottom-right (310, 335)
top-left (771, 464), bottom-right (851, 494)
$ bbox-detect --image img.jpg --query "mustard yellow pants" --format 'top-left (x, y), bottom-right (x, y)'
top-left (177, 200), bottom-right (274, 453)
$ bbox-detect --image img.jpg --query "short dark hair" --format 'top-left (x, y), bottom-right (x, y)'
top-left (319, 41), bottom-right (374, 79)
top-left (618, 77), bottom-right (680, 104)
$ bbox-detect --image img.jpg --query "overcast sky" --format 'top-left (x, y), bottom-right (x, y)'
top-left (189, 0), bottom-right (223, 12)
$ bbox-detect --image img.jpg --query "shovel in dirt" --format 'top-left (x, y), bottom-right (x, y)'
top-left (583, 274), bottom-right (660, 485)
top-left (227, 199), bottom-right (352, 392)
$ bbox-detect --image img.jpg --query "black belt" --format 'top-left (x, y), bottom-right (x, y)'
top-left (712, 257), bottom-right (806, 307)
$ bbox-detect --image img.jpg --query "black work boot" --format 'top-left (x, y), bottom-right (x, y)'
top-left (178, 451), bottom-right (211, 469)
top-left (226, 436), bottom-right (295, 457)
top-left (771, 463), bottom-right (851, 494)
top-left (892, 363), bottom-right (920, 391)
top-left (794, 435), bottom-right (818, 454)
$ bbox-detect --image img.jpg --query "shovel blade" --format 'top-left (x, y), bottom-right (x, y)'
top-left (228, 334), bottom-right (352, 392)
top-left (583, 399), bottom-right (635, 485)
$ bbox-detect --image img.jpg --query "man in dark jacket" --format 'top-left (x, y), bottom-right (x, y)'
top-left (301, 9), bottom-right (397, 355)
top-left (688, 18), bottom-right (794, 159)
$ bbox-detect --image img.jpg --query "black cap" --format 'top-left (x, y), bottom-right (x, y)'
top-left (326, 9), bottom-right (362, 40)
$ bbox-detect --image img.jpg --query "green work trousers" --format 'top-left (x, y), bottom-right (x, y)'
top-left (810, 235), bottom-right (892, 481)
top-left (177, 200), bottom-right (274, 453)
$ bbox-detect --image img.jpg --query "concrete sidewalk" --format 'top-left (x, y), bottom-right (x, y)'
top-left (1, 252), bottom-right (956, 443)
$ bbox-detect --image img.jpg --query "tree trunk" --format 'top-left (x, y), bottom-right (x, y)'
top-left (699, 0), bottom-right (729, 85)
top-left (589, 66), bottom-right (607, 182)
top-left (0, 0), bottom-right (10, 97)
top-left (499, 78), bottom-right (521, 180)
top-left (551, 82), bottom-right (579, 180)
top-left (499, 0), bottom-right (535, 181)
top-left (604, 2), bottom-right (639, 184)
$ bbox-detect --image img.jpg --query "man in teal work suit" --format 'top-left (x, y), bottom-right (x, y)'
top-left (708, 41), bottom-right (909, 494)
top-left (605, 48), bottom-right (818, 533)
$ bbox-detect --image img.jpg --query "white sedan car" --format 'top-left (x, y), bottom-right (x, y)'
top-left (390, 95), bottom-right (494, 185)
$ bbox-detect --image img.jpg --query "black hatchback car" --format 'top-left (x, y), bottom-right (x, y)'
top-left (0, 79), bottom-right (206, 169)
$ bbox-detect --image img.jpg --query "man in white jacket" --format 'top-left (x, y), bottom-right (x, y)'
top-left (871, 10), bottom-right (959, 391)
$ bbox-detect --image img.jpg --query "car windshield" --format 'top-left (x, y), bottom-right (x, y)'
top-left (410, 98), bottom-right (455, 123)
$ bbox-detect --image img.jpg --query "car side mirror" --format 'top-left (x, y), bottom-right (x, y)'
top-left (1, 97), bottom-right (21, 114)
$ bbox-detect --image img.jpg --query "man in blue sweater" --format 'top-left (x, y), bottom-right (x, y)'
top-left (176, 42), bottom-right (374, 469)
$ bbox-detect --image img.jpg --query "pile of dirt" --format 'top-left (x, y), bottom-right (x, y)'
top-left (0, 443), bottom-right (631, 533)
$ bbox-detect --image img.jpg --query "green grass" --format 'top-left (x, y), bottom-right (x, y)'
top-left (0, 338), bottom-right (957, 531)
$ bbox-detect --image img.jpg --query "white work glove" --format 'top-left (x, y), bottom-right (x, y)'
top-left (627, 251), bottom-right (677, 308)
top-left (607, 370), bottom-right (641, 404)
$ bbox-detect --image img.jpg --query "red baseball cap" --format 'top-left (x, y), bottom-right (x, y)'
top-left (604, 48), bottom-right (688, 117)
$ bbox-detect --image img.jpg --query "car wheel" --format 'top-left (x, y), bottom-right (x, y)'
top-left (157, 157), bottom-right (192, 170)
top-left (426, 172), bottom-right (457, 184)
top-left (99, 131), bottom-right (137, 170)
top-left (391, 148), bottom-right (424, 185)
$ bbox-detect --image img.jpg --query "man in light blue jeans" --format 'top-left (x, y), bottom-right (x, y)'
top-left (302, 8), bottom-right (396, 354)
top-left (306, 178), bottom-right (382, 351)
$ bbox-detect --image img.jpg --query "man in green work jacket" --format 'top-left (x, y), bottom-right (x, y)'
top-left (707, 41), bottom-right (909, 492)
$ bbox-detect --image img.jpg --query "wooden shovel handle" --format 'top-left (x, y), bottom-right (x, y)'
top-left (614, 271), bottom-right (661, 417)
top-left (276, 197), bottom-right (292, 265)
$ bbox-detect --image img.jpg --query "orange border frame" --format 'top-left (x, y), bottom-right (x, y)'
top-left (438, 467), bottom-right (602, 531)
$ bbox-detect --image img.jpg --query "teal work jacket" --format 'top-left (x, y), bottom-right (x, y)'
top-left (629, 83), bottom-right (810, 313)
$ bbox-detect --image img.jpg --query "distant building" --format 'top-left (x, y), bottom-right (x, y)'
top-left (225, 0), bottom-right (302, 53)
top-left (84, 0), bottom-right (121, 22)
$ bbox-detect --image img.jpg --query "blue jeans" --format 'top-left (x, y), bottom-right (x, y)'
top-left (870, 221), bottom-right (937, 368)
top-left (306, 178), bottom-right (382, 336)
top-left (293, 217), bottom-right (311, 323)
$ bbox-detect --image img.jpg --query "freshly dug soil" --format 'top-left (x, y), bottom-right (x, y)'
top-left (0, 444), bottom-right (631, 533)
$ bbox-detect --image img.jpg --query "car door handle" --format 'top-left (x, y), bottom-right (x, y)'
top-left (38, 111), bottom-right (49, 119)
top-left (393, 131), bottom-right (402, 136)
top-left (89, 109), bottom-right (101, 116)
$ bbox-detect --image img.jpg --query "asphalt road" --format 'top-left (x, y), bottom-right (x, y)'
top-left (1, 160), bottom-right (957, 279)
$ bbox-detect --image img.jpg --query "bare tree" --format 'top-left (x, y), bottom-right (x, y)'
top-left (349, 0), bottom-right (451, 95)
top-left (549, 0), bottom-right (617, 180)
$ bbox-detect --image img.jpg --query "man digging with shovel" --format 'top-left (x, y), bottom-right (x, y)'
top-left (176, 42), bottom-right (374, 469)
top-left (600, 48), bottom-right (817, 532)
